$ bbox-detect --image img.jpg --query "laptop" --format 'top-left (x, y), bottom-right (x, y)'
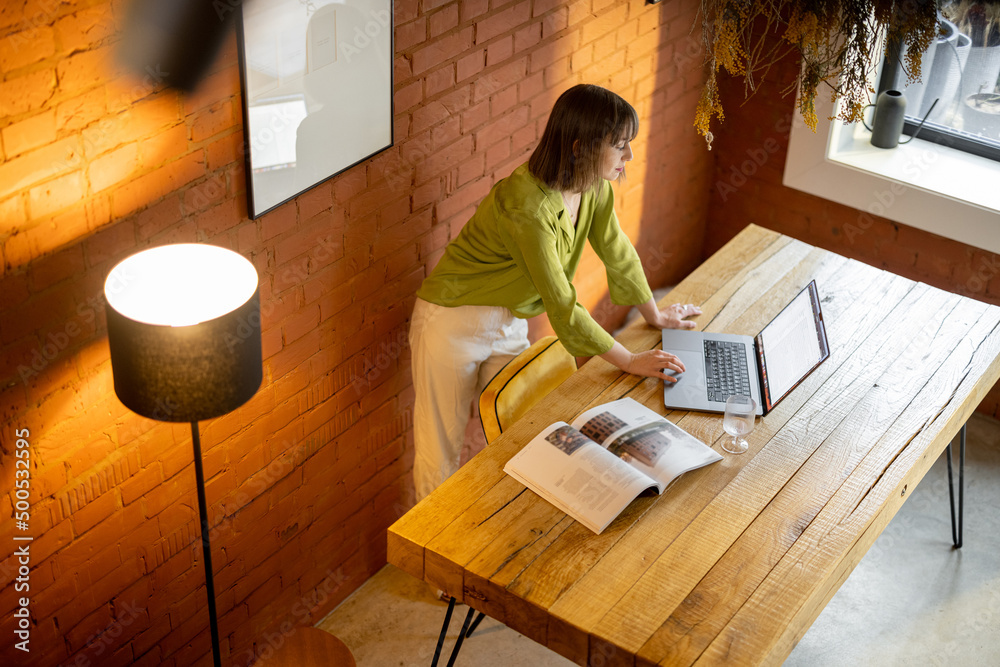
top-left (661, 280), bottom-right (829, 416)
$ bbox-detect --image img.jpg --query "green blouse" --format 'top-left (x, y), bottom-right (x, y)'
top-left (416, 163), bottom-right (653, 357)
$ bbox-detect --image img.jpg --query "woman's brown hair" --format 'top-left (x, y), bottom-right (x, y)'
top-left (528, 84), bottom-right (638, 193)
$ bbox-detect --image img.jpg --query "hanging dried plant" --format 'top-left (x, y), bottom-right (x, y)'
top-left (694, 0), bottom-right (940, 148)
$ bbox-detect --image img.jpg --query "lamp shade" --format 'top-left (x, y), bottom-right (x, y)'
top-left (104, 244), bottom-right (263, 422)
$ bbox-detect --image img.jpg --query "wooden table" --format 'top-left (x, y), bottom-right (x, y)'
top-left (388, 225), bottom-right (1000, 666)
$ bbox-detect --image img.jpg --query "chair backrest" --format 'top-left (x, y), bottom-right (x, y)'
top-left (479, 336), bottom-right (577, 443)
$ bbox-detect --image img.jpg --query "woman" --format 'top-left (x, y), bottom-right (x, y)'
top-left (409, 84), bottom-right (700, 501)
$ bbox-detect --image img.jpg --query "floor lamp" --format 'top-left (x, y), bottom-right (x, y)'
top-left (104, 244), bottom-right (262, 667)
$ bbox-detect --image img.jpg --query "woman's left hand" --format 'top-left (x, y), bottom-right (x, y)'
top-left (650, 303), bottom-right (702, 330)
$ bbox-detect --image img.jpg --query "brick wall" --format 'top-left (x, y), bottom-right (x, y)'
top-left (705, 50), bottom-right (1000, 419)
top-left (0, 1), bottom-right (711, 664)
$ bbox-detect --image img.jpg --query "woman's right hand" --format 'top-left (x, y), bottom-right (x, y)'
top-left (625, 349), bottom-right (686, 382)
top-left (599, 341), bottom-right (685, 382)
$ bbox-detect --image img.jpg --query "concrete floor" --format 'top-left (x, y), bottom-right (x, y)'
top-left (319, 414), bottom-right (1000, 666)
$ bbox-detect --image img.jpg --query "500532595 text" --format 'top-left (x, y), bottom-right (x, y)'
top-left (13, 427), bottom-right (32, 653)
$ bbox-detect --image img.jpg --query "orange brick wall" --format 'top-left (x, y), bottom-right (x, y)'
top-left (0, 1), bottom-right (711, 665)
top-left (705, 51), bottom-right (1000, 419)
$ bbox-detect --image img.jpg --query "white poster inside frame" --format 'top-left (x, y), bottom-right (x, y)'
top-left (238, 0), bottom-right (394, 219)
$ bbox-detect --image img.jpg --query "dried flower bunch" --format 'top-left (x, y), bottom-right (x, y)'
top-left (695, 0), bottom-right (940, 148)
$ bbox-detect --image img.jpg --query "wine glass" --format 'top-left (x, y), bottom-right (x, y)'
top-left (723, 395), bottom-right (756, 454)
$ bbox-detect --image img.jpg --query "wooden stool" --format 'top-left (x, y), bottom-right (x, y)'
top-left (260, 627), bottom-right (356, 666)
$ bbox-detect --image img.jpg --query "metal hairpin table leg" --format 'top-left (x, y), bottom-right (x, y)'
top-left (466, 611), bottom-right (486, 637)
top-left (445, 607), bottom-right (477, 667)
top-left (429, 597), bottom-right (487, 667)
top-left (431, 596), bottom-right (456, 667)
top-left (946, 423), bottom-right (966, 549)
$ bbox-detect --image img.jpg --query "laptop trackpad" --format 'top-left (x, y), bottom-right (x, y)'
top-left (662, 330), bottom-right (704, 352)
top-left (663, 349), bottom-right (708, 404)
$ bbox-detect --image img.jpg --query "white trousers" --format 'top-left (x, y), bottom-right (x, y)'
top-left (409, 298), bottom-right (530, 501)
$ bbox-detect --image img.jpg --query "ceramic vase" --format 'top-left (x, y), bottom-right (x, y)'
top-left (871, 90), bottom-right (907, 148)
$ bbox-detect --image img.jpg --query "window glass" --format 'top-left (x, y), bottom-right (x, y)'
top-left (894, 2), bottom-right (1000, 157)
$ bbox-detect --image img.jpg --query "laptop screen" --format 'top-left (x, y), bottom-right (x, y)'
top-left (755, 281), bottom-right (829, 412)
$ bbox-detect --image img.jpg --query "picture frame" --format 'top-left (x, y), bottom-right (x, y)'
top-left (236, 0), bottom-right (394, 219)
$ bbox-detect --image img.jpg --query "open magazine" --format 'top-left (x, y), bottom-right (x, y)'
top-left (503, 398), bottom-right (722, 534)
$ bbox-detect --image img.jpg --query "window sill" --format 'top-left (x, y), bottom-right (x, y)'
top-left (783, 96), bottom-right (1000, 254)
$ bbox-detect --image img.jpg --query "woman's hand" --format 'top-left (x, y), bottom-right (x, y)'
top-left (600, 342), bottom-right (686, 383)
top-left (636, 299), bottom-right (702, 330)
top-left (626, 349), bottom-right (686, 382)
top-left (652, 303), bottom-right (702, 329)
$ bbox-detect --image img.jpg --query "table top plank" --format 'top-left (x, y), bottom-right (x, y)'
top-left (540, 261), bottom-right (917, 646)
top-left (658, 226), bottom-right (792, 316)
top-left (459, 494), bottom-right (576, 625)
top-left (698, 241), bottom-right (817, 332)
top-left (694, 300), bottom-right (1000, 667)
top-left (423, 481), bottom-right (535, 595)
top-left (636, 293), bottom-right (989, 666)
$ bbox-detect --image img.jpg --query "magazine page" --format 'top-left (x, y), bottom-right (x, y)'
top-left (571, 398), bottom-right (722, 488)
top-left (503, 421), bottom-right (660, 534)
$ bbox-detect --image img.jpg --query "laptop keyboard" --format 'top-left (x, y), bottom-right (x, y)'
top-left (704, 339), bottom-right (751, 402)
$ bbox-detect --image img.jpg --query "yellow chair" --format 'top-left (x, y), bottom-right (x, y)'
top-left (479, 336), bottom-right (577, 443)
top-left (432, 337), bottom-right (575, 666)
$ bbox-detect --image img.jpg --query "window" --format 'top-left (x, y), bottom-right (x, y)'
top-left (884, 2), bottom-right (1000, 162)
top-left (783, 59), bottom-right (1000, 253)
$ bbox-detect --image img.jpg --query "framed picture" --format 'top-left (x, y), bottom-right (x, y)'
top-left (236, 0), bottom-right (394, 219)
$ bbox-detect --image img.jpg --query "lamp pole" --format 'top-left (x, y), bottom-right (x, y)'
top-left (191, 422), bottom-right (222, 667)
